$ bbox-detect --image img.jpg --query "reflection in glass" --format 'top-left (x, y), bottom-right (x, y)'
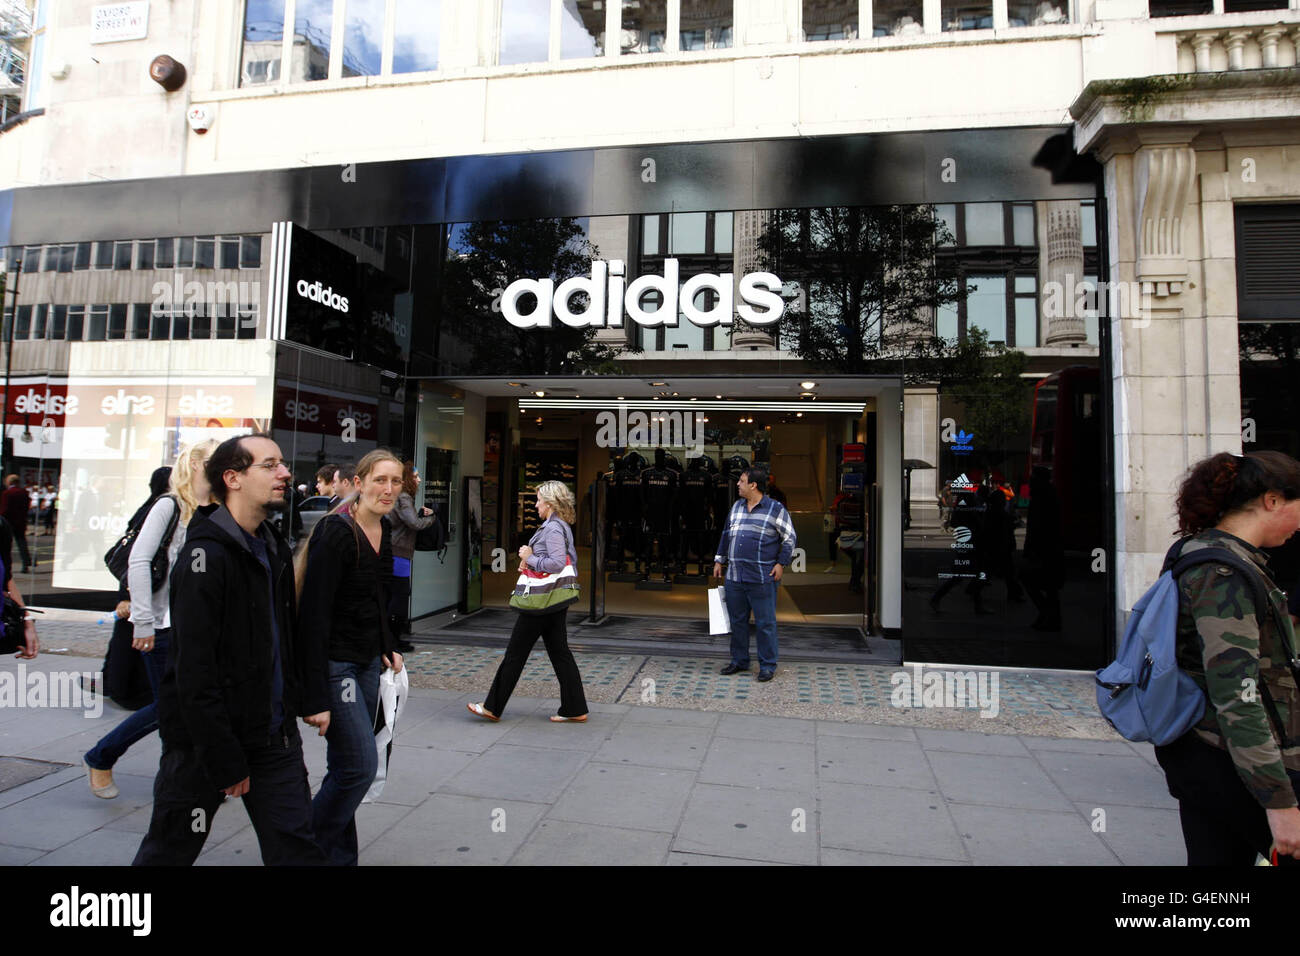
top-left (934, 204), bottom-right (958, 245)
top-left (666, 292), bottom-right (709, 349)
top-left (394, 0), bottom-right (441, 73)
top-left (1015, 296), bottom-right (1037, 347)
top-left (1080, 200), bottom-right (1097, 247)
top-left (681, 0), bottom-right (732, 50)
top-left (669, 213), bottom-right (707, 254)
top-left (241, 0), bottom-right (285, 88)
top-left (1224, 0), bottom-right (1287, 9)
top-left (1148, 0), bottom-right (1212, 14)
top-left (714, 212), bottom-right (733, 254)
top-left (643, 215), bottom-right (661, 254)
top-left (936, 301), bottom-right (959, 340)
top-left (622, 0), bottom-right (667, 54)
top-left (500, 0), bottom-right (552, 65)
top-left (1008, 0), bottom-right (1067, 23)
top-left (942, 0), bottom-right (992, 30)
top-left (342, 0), bottom-right (384, 76)
top-left (562, 0), bottom-right (604, 58)
top-left (292, 0), bottom-right (333, 81)
top-left (967, 276), bottom-right (1007, 342)
top-left (803, 0), bottom-right (859, 40)
top-left (1012, 203), bottom-right (1035, 246)
top-left (964, 204), bottom-right (1003, 246)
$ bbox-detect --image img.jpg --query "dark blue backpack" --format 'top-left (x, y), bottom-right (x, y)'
top-left (1095, 539), bottom-right (1292, 746)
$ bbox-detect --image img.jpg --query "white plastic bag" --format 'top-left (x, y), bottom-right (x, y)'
top-left (362, 665), bottom-right (409, 803)
top-left (708, 586), bottom-right (731, 636)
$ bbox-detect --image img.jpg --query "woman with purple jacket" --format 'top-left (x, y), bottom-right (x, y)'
top-left (468, 480), bottom-right (588, 723)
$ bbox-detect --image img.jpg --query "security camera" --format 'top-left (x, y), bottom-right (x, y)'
top-left (186, 105), bottom-right (214, 134)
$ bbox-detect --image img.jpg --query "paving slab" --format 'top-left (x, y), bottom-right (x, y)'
top-left (362, 794), bottom-right (547, 865)
top-left (440, 744), bottom-right (591, 804)
top-left (511, 820), bottom-right (672, 865)
top-left (698, 736), bottom-right (817, 790)
top-left (713, 713), bottom-right (817, 744)
top-left (917, 729), bottom-right (1031, 756)
top-left (818, 735), bottom-right (938, 790)
top-left (948, 803), bottom-right (1121, 866)
top-left (818, 781), bottom-right (967, 861)
top-left (593, 722), bottom-right (713, 771)
top-left (28, 827), bottom-right (155, 866)
top-left (927, 751), bottom-right (1074, 811)
top-left (1034, 752), bottom-right (1179, 809)
top-left (1076, 802), bottom-right (1186, 866)
top-left (547, 763), bottom-right (695, 833)
top-left (821, 848), bottom-right (971, 866)
top-left (672, 782), bottom-right (819, 866)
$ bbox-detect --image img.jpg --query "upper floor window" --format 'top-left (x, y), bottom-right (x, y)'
top-left (562, 1), bottom-right (605, 58)
top-left (500, 0), bottom-right (552, 65)
top-left (623, 0), bottom-right (668, 54)
top-left (1147, 0), bottom-right (1211, 14)
top-left (394, 0), bottom-right (441, 73)
top-left (294, 0), bottom-right (334, 81)
top-left (1008, 0), bottom-right (1067, 24)
top-left (803, 1), bottom-right (859, 40)
top-left (241, 0), bottom-right (286, 87)
top-left (943, 0), bottom-right (992, 31)
top-left (342, 0), bottom-right (385, 77)
top-left (680, 0), bottom-right (732, 50)
top-left (873, 0), bottom-right (924, 35)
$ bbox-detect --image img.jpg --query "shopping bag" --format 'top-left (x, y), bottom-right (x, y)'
top-left (362, 665), bottom-right (409, 803)
top-left (708, 586), bottom-right (731, 636)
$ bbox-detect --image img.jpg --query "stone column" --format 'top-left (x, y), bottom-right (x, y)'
top-left (1258, 27), bottom-right (1286, 68)
top-left (731, 209), bottom-right (777, 350)
top-left (1190, 32), bottom-right (1218, 73)
top-left (1223, 30), bottom-right (1250, 71)
top-left (1044, 199), bottom-right (1087, 344)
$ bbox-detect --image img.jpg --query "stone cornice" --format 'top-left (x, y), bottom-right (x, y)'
top-left (1070, 69), bottom-right (1300, 157)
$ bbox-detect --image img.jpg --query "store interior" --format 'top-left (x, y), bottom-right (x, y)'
top-left (429, 376), bottom-right (903, 651)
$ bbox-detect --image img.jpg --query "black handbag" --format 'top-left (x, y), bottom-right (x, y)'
top-left (414, 514), bottom-right (447, 553)
top-left (103, 494), bottom-right (180, 594)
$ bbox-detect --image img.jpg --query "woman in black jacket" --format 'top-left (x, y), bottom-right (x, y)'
top-left (297, 448), bottom-right (405, 866)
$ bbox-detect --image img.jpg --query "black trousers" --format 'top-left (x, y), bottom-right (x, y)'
top-left (388, 573), bottom-right (412, 637)
top-left (133, 724), bottom-right (328, 866)
top-left (484, 610), bottom-right (588, 718)
top-left (12, 530), bottom-right (31, 569)
top-left (1155, 731), bottom-right (1300, 866)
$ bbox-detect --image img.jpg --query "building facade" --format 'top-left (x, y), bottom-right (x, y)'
top-left (1, 0), bottom-right (1297, 671)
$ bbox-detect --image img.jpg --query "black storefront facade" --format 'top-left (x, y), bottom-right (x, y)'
top-left (0, 125), bottom-right (1113, 671)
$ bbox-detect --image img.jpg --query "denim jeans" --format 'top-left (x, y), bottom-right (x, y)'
top-left (85, 629), bottom-right (170, 771)
top-left (724, 580), bottom-right (779, 670)
top-left (311, 656), bottom-right (381, 866)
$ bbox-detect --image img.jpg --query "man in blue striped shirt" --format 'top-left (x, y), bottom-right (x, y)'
top-left (712, 463), bottom-right (797, 682)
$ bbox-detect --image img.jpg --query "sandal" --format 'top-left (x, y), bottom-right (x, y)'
top-left (467, 702), bottom-right (499, 722)
top-left (549, 714), bottom-right (588, 723)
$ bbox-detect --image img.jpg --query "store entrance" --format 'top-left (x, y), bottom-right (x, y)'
top-left (427, 376), bottom-right (903, 663)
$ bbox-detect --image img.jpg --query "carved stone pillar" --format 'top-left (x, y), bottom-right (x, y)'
top-left (1133, 144), bottom-right (1197, 298)
top-left (1259, 27), bottom-right (1286, 68)
top-left (1223, 30), bottom-right (1249, 71)
top-left (1190, 32), bottom-right (1218, 73)
top-left (1044, 200), bottom-right (1087, 344)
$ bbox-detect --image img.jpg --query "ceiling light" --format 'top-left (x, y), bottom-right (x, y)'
top-left (535, 390), bottom-right (546, 397)
top-left (650, 381), bottom-right (667, 386)
top-left (507, 382), bottom-right (524, 387)
top-left (617, 396), bottom-right (625, 400)
top-left (800, 392), bottom-right (814, 397)
top-left (800, 381), bottom-right (816, 390)
top-left (716, 395), bottom-right (723, 399)
top-left (690, 397), bottom-right (697, 401)
top-left (796, 412), bottom-right (803, 418)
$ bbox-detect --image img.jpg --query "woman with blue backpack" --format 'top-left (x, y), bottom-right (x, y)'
top-left (1155, 450), bottom-right (1300, 865)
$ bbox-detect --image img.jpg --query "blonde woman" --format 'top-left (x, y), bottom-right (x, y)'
top-left (298, 448), bottom-right (405, 866)
top-left (469, 480), bottom-right (588, 723)
top-left (84, 440), bottom-right (217, 799)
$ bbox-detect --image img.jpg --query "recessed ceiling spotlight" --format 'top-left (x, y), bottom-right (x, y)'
top-left (617, 396), bottom-right (625, 400)
top-left (716, 394), bottom-right (723, 399)
top-left (800, 391), bottom-right (814, 397)
top-left (535, 390), bottom-right (546, 397)
top-left (800, 381), bottom-right (816, 390)
top-left (507, 382), bottom-right (524, 387)
top-left (650, 381), bottom-right (667, 386)
top-left (796, 412), bottom-right (803, 418)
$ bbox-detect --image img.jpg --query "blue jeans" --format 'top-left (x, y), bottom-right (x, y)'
top-left (312, 657), bottom-right (381, 866)
top-left (85, 629), bottom-right (170, 771)
top-left (725, 580), bottom-right (779, 670)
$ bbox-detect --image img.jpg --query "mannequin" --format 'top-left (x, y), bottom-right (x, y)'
top-left (678, 454), bottom-right (715, 577)
top-left (611, 451), bottom-right (646, 576)
top-left (638, 448), bottom-right (678, 584)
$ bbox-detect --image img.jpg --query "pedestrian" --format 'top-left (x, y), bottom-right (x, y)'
top-left (1155, 450), bottom-right (1300, 865)
top-left (387, 459), bottom-right (434, 654)
top-left (468, 480), bottom-right (588, 723)
top-left (133, 433), bottom-right (328, 866)
top-left (0, 515), bottom-right (38, 659)
top-left (712, 462), bottom-right (797, 682)
top-left (330, 464), bottom-right (355, 510)
top-left (297, 448), bottom-right (406, 866)
top-left (41, 485), bottom-right (56, 534)
top-left (84, 445), bottom-right (214, 799)
top-left (2, 475), bottom-right (32, 572)
top-left (315, 464), bottom-right (337, 499)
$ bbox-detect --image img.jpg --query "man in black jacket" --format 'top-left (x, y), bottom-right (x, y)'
top-left (133, 434), bottom-right (329, 866)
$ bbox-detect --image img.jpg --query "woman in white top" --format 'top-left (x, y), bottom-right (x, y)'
top-left (84, 439), bottom-right (217, 799)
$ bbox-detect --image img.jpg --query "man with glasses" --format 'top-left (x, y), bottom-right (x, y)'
top-left (134, 434), bottom-right (329, 865)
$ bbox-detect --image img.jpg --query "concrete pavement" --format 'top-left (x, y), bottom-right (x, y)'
top-left (0, 645), bottom-right (1186, 865)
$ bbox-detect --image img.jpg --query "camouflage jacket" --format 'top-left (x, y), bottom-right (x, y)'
top-left (1175, 530), bottom-right (1300, 810)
